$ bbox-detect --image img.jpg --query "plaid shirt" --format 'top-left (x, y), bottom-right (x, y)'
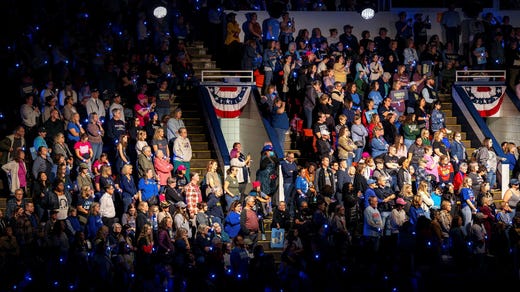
top-left (185, 182), bottom-right (202, 218)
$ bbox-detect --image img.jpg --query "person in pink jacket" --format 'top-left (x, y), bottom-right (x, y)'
top-left (154, 149), bottom-right (174, 192)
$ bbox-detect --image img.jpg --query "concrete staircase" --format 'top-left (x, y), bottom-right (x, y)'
top-left (439, 93), bottom-right (476, 155)
top-left (168, 41), bottom-right (221, 177)
top-left (186, 41), bottom-right (218, 80)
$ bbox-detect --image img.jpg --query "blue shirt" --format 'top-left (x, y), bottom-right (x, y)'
top-left (138, 178), bottom-right (159, 201)
top-left (460, 187), bottom-right (475, 209)
top-left (67, 122), bottom-right (81, 142)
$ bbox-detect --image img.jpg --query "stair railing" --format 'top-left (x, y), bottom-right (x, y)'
top-left (201, 70), bottom-right (255, 84)
top-left (455, 70), bottom-right (506, 85)
top-left (197, 87), bottom-right (230, 167)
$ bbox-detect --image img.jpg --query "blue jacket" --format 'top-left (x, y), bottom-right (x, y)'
top-left (224, 211), bottom-right (241, 238)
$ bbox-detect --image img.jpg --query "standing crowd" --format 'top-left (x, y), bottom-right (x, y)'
top-left (3, 2), bottom-right (520, 290)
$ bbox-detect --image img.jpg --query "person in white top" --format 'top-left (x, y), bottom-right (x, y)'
top-left (58, 81), bottom-right (78, 108)
top-left (85, 88), bottom-right (106, 119)
top-left (99, 184), bottom-right (117, 226)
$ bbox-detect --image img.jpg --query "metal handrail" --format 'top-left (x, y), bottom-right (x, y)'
top-left (455, 70), bottom-right (506, 84)
top-left (201, 70), bottom-right (255, 84)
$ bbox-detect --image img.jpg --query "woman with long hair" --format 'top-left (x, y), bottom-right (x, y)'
top-left (393, 134), bottom-right (408, 159)
top-left (53, 132), bottom-right (74, 162)
top-left (402, 113), bottom-right (420, 149)
top-left (333, 55), bottom-right (349, 86)
top-left (151, 127), bottom-right (169, 159)
top-left (173, 202), bottom-right (192, 239)
top-left (460, 177), bottom-right (477, 236)
top-left (224, 200), bottom-right (242, 239)
top-left (1, 148), bottom-right (27, 196)
top-left (86, 202), bottom-right (103, 240)
top-left (345, 82), bottom-right (361, 112)
top-left (223, 166), bottom-right (240, 211)
top-left (115, 134), bottom-right (130, 174)
top-left (32, 171), bottom-right (51, 219)
top-left (204, 160), bottom-right (223, 197)
top-left (135, 223), bottom-right (155, 280)
top-left (476, 137), bottom-right (499, 189)
top-left (120, 164), bottom-right (138, 215)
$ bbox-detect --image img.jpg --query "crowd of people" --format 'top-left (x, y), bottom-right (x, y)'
top-left (3, 1), bottom-right (520, 290)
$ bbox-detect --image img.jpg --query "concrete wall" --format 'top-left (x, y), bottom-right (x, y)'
top-left (487, 117), bottom-right (520, 147)
top-left (219, 88), bottom-right (270, 182)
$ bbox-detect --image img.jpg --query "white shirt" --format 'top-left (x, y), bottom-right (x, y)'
top-left (99, 192), bottom-right (116, 218)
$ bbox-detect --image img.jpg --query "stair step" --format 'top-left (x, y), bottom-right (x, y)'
top-left (461, 139), bottom-right (472, 149)
top-left (441, 102), bottom-right (452, 110)
top-left (183, 117), bottom-right (204, 127)
top-left (185, 125), bottom-right (205, 134)
top-left (186, 47), bottom-right (208, 55)
top-left (190, 54), bottom-right (213, 59)
top-left (191, 58), bottom-right (214, 64)
top-left (191, 142), bottom-right (209, 150)
top-left (443, 109), bottom-right (452, 116)
top-left (446, 116), bottom-right (457, 125)
top-left (187, 43), bottom-right (205, 49)
top-left (192, 150), bottom-right (213, 159)
top-left (189, 133), bottom-right (207, 142)
top-left (193, 63), bottom-right (217, 70)
top-left (446, 124), bottom-right (461, 133)
top-left (180, 110), bottom-right (202, 118)
top-left (190, 158), bottom-right (213, 168)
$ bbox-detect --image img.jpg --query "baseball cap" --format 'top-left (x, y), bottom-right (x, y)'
top-left (175, 201), bottom-right (187, 208)
top-left (177, 165), bottom-right (186, 171)
top-left (396, 198), bottom-right (407, 205)
top-left (367, 178), bottom-right (376, 185)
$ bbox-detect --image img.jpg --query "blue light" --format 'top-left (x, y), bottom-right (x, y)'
top-left (84, 119), bottom-right (88, 123)
top-left (314, 253), bottom-right (320, 260)
top-left (69, 284), bottom-right (75, 290)
top-left (237, 274), bottom-right (242, 279)
top-left (54, 281), bottom-right (59, 286)
top-left (210, 273), bottom-right (216, 279)
top-left (130, 273), bottom-right (135, 278)
top-left (35, 26), bottom-right (40, 31)
top-left (342, 266), bottom-right (347, 272)
top-left (25, 273), bottom-right (32, 281)
top-left (44, 60), bottom-right (48, 65)
top-left (65, 60), bottom-right (69, 64)
top-left (83, 13), bottom-right (89, 18)
top-left (323, 224), bottom-right (328, 229)
top-left (143, 21), bottom-right (147, 25)
top-left (226, 268), bottom-right (232, 275)
top-left (15, 63), bottom-right (20, 68)
top-left (118, 31), bottom-right (122, 36)
top-left (107, 47), bottom-right (112, 52)
top-left (0, 113), bottom-right (3, 119)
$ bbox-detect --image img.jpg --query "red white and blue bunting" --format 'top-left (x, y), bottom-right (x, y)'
top-left (462, 86), bottom-right (506, 117)
top-left (205, 86), bottom-right (251, 118)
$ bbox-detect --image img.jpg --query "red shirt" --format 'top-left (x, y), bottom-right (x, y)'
top-left (453, 171), bottom-right (465, 193)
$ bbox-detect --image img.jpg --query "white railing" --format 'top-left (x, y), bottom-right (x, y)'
top-left (455, 70), bottom-right (507, 84)
top-left (201, 70), bottom-right (255, 84)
